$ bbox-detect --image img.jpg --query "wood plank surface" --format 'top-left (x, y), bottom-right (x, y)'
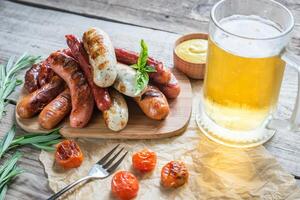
top-left (9, 0), bottom-right (300, 35)
top-left (0, 0), bottom-right (300, 199)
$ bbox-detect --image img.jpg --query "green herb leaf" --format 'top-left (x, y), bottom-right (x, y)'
top-left (31, 143), bottom-right (56, 151)
top-left (144, 66), bottom-right (156, 73)
top-left (0, 125), bottom-right (62, 157)
top-left (0, 152), bottom-right (22, 183)
top-left (0, 125), bottom-right (16, 159)
top-left (137, 40), bottom-right (148, 68)
top-left (0, 54), bottom-right (40, 121)
top-left (133, 40), bottom-right (156, 95)
top-left (0, 185), bottom-right (7, 200)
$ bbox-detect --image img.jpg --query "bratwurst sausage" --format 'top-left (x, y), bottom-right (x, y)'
top-left (82, 27), bottom-right (117, 87)
top-left (65, 34), bottom-right (112, 111)
top-left (103, 89), bottom-right (128, 131)
top-left (38, 89), bottom-right (72, 130)
top-left (134, 85), bottom-right (169, 120)
top-left (47, 52), bottom-right (94, 128)
top-left (17, 76), bottom-right (64, 118)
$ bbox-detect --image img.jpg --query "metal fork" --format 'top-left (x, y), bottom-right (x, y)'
top-left (47, 144), bottom-right (128, 200)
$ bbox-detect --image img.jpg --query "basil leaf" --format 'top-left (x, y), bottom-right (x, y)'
top-left (135, 71), bottom-right (149, 95)
top-left (144, 66), bottom-right (156, 73)
top-left (137, 40), bottom-right (148, 68)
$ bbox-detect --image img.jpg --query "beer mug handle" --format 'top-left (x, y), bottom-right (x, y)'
top-left (281, 50), bottom-right (300, 130)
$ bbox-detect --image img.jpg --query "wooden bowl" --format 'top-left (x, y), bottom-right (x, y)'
top-left (173, 33), bottom-right (208, 79)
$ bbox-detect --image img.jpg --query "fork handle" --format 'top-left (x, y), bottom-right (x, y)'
top-left (47, 176), bottom-right (93, 200)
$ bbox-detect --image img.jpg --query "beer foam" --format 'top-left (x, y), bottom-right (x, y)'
top-left (213, 15), bottom-right (286, 58)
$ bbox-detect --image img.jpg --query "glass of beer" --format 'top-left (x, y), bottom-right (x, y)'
top-left (197, 0), bottom-right (300, 147)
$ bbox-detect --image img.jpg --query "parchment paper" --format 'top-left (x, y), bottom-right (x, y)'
top-left (40, 84), bottom-right (300, 200)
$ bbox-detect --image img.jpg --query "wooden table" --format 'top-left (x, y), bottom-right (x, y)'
top-left (0, 0), bottom-right (300, 199)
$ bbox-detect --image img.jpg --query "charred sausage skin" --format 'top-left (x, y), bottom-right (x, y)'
top-left (17, 76), bottom-right (64, 118)
top-left (65, 34), bottom-right (112, 111)
top-left (47, 52), bottom-right (94, 128)
top-left (134, 85), bottom-right (169, 120)
top-left (38, 89), bottom-right (72, 130)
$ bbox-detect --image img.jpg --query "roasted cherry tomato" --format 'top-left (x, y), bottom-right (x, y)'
top-left (161, 161), bottom-right (189, 188)
top-left (132, 148), bottom-right (157, 173)
top-left (55, 140), bottom-right (83, 169)
top-left (111, 171), bottom-right (139, 200)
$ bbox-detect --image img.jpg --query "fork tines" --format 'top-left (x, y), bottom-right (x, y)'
top-left (98, 144), bottom-right (128, 173)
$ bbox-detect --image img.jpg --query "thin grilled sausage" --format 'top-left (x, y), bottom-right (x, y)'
top-left (65, 34), bottom-right (112, 111)
top-left (47, 52), bottom-right (94, 128)
top-left (17, 76), bottom-right (64, 118)
top-left (38, 89), bottom-right (71, 130)
top-left (156, 74), bottom-right (181, 99)
top-left (82, 27), bottom-right (117, 87)
top-left (134, 85), bottom-right (169, 120)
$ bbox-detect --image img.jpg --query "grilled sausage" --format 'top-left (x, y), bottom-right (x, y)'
top-left (65, 34), bottom-right (112, 111)
top-left (38, 89), bottom-right (71, 130)
top-left (47, 52), bottom-right (94, 128)
top-left (24, 48), bottom-right (73, 93)
top-left (134, 85), bottom-right (169, 120)
top-left (17, 76), bottom-right (64, 118)
top-left (114, 63), bottom-right (144, 97)
top-left (82, 27), bottom-right (117, 87)
top-left (38, 61), bottom-right (55, 87)
top-left (24, 62), bottom-right (42, 93)
top-left (103, 89), bottom-right (128, 131)
top-left (114, 48), bottom-right (171, 85)
top-left (156, 74), bottom-right (181, 99)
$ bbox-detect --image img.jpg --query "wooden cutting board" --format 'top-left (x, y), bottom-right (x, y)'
top-left (16, 68), bottom-right (192, 139)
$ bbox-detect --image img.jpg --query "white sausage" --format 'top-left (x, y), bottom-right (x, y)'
top-left (103, 89), bottom-right (128, 131)
top-left (82, 27), bottom-right (117, 87)
top-left (113, 63), bottom-right (144, 97)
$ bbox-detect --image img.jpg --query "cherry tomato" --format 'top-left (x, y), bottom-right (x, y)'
top-left (55, 140), bottom-right (83, 169)
top-left (111, 171), bottom-right (139, 200)
top-left (161, 161), bottom-right (189, 188)
top-left (132, 148), bottom-right (157, 173)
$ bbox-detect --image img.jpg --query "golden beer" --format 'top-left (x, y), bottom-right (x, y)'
top-left (203, 16), bottom-right (286, 131)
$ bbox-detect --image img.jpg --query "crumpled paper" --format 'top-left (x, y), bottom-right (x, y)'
top-left (40, 83), bottom-right (300, 200)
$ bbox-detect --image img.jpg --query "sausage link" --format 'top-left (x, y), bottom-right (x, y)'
top-left (24, 63), bottom-right (42, 93)
top-left (47, 52), bottom-right (94, 128)
top-left (82, 27), bottom-right (117, 87)
top-left (156, 74), bottom-right (181, 99)
top-left (17, 76), bottom-right (64, 118)
top-left (38, 89), bottom-right (71, 129)
top-left (103, 89), bottom-right (128, 131)
top-left (65, 34), bottom-right (112, 111)
top-left (134, 85), bottom-right (169, 120)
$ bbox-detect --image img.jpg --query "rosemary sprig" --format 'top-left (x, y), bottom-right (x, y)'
top-left (0, 54), bottom-right (40, 121)
top-left (0, 152), bottom-right (24, 200)
top-left (0, 125), bottom-right (63, 159)
top-left (132, 40), bottom-right (156, 95)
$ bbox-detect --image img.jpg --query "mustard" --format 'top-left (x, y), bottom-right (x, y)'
top-left (175, 39), bottom-right (208, 64)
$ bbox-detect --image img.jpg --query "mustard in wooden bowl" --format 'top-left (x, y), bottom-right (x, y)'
top-left (175, 39), bottom-right (208, 64)
top-left (173, 33), bottom-right (208, 79)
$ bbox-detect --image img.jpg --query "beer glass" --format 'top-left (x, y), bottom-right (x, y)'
top-left (196, 0), bottom-right (300, 147)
